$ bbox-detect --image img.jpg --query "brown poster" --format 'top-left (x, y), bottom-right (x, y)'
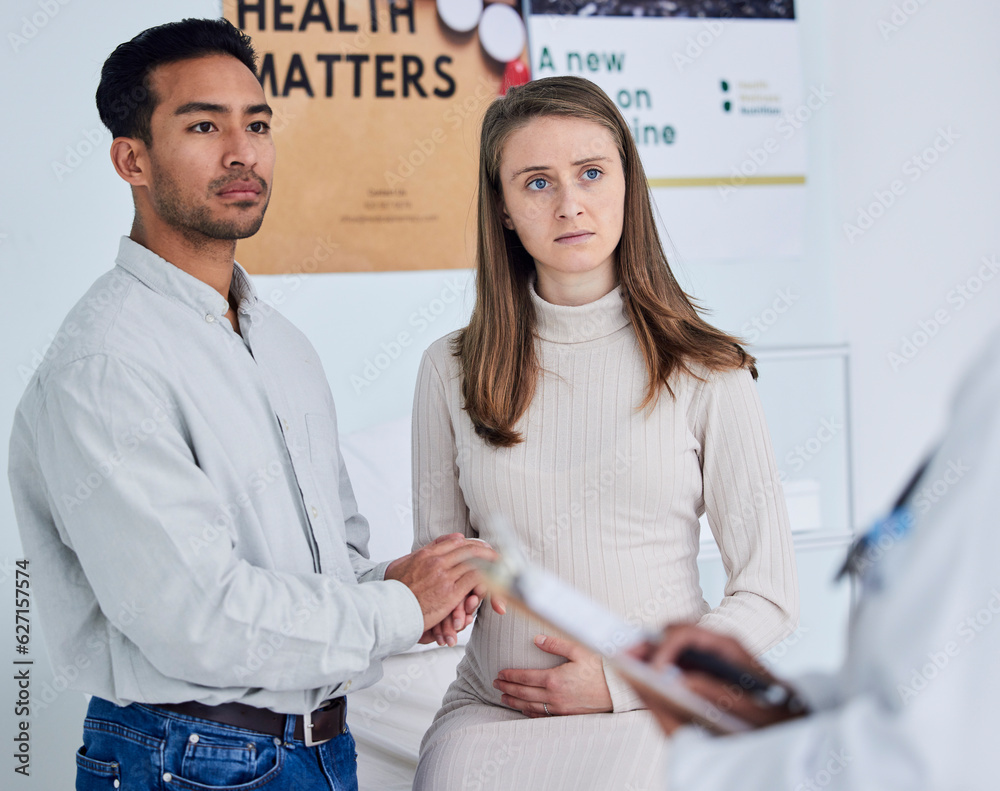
top-left (222, 0), bottom-right (529, 273)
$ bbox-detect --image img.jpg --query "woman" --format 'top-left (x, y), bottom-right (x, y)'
top-left (411, 76), bottom-right (798, 790)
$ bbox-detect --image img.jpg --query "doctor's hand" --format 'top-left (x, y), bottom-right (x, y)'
top-left (385, 534), bottom-right (499, 641)
top-left (629, 623), bottom-right (805, 736)
top-left (494, 634), bottom-right (612, 717)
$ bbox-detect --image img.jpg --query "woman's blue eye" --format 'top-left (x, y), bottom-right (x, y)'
top-left (584, 168), bottom-right (600, 180)
top-left (528, 178), bottom-right (548, 191)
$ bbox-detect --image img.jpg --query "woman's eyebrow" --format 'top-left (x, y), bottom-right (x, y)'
top-left (508, 155), bottom-right (611, 181)
top-left (509, 164), bottom-right (551, 181)
top-left (572, 155), bottom-right (612, 166)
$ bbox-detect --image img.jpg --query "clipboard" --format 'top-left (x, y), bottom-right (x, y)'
top-left (477, 516), bottom-right (753, 735)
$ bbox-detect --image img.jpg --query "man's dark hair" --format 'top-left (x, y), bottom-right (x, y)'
top-left (96, 18), bottom-right (258, 145)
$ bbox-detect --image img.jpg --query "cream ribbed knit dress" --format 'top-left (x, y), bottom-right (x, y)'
top-left (411, 285), bottom-right (798, 790)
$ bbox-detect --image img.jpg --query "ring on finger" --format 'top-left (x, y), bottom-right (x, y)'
top-left (543, 702), bottom-right (552, 716)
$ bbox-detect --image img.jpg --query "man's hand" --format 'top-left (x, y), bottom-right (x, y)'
top-left (493, 634), bottom-right (612, 717)
top-left (384, 534), bottom-right (500, 642)
top-left (422, 584), bottom-right (508, 647)
top-left (629, 623), bottom-right (806, 735)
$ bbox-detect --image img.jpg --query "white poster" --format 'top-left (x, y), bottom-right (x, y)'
top-left (528, 0), bottom-right (809, 260)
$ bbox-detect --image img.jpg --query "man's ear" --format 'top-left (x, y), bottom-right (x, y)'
top-left (110, 137), bottom-right (150, 188)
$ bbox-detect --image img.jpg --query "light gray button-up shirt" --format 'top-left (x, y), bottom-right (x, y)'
top-left (8, 237), bottom-right (423, 714)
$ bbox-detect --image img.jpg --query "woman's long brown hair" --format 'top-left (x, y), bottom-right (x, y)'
top-left (456, 76), bottom-right (755, 447)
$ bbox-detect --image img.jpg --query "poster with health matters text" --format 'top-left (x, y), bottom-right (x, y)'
top-left (224, 0), bottom-right (530, 273)
top-left (529, 0), bottom-right (809, 260)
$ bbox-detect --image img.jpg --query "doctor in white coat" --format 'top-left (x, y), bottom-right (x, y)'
top-left (633, 327), bottom-right (1000, 790)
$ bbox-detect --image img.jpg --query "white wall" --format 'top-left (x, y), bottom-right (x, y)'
top-left (1, 0), bottom-right (998, 786)
top-left (829, 0), bottom-right (1000, 525)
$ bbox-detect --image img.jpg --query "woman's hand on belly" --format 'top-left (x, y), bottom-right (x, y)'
top-left (492, 634), bottom-right (613, 717)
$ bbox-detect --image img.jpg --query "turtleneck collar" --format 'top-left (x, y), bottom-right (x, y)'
top-left (529, 279), bottom-right (630, 344)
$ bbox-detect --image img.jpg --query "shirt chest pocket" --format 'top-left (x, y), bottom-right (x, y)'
top-left (303, 413), bottom-right (349, 541)
top-left (305, 413), bottom-right (339, 467)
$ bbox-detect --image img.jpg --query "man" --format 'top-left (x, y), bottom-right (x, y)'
top-left (8, 18), bottom-right (495, 790)
top-left (631, 328), bottom-right (1000, 789)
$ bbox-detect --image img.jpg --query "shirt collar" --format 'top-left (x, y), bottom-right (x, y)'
top-left (114, 236), bottom-right (259, 319)
top-left (229, 258), bottom-right (258, 314)
top-left (529, 278), bottom-right (630, 344)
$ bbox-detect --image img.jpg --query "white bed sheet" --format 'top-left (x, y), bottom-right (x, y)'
top-left (339, 418), bottom-right (468, 789)
top-left (349, 646), bottom-right (466, 790)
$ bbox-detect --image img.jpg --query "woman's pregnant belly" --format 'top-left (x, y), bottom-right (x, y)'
top-left (457, 566), bottom-right (710, 709)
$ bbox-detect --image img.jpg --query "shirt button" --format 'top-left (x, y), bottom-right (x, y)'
top-left (310, 506), bottom-right (319, 519)
top-left (205, 313), bottom-right (216, 323)
top-left (113, 782), bottom-right (120, 789)
top-left (188, 733), bottom-right (200, 744)
top-left (163, 772), bottom-right (173, 782)
top-left (344, 680), bottom-right (352, 691)
top-left (282, 418), bottom-right (290, 431)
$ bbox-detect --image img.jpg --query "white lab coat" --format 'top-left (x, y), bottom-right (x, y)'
top-left (668, 329), bottom-right (1000, 790)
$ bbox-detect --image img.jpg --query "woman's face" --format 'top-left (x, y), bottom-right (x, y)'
top-left (498, 115), bottom-right (625, 296)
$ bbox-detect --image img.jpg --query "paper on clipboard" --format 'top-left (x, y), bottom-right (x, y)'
top-left (479, 517), bottom-right (752, 735)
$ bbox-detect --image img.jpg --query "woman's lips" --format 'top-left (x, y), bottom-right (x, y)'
top-left (555, 231), bottom-right (594, 244)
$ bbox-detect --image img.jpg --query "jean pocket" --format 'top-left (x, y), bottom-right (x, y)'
top-left (75, 746), bottom-right (121, 790)
top-left (165, 730), bottom-right (285, 790)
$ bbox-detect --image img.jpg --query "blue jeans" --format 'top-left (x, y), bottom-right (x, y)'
top-left (76, 697), bottom-right (358, 790)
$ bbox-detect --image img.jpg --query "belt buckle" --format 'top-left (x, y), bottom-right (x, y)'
top-left (302, 709), bottom-right (331, 748)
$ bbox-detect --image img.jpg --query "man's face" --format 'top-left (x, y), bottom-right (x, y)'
top-left (142, 54), bottom-right (275, 241)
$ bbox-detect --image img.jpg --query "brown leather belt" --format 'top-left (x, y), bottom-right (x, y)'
top-left (152, 697), bottom-right (347, 747)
